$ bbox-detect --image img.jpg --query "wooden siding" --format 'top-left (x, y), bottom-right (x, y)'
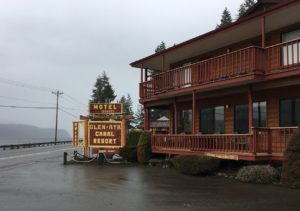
top-left (165, 84), bottom-right (300, 134)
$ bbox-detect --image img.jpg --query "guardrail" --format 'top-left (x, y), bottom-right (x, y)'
top-left (0, 140), bottom-right (72, 150)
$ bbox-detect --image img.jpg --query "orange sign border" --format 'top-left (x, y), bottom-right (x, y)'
top-left (72, 121), bottom-right (86, 148)
top-left (88, 103), bottom-right (123, 115)
top-left (88, 121), bottom-right (125, 148)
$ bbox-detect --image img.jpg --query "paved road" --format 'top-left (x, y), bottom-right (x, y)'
top-left (0, 145), bottom-right (300, 211)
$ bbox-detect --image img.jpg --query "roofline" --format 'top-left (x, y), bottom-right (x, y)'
top-left (130, 0), bottom-right (298, 68)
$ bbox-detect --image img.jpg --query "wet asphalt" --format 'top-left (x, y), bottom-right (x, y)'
top-left (0, 145), bottom-right (300, 211)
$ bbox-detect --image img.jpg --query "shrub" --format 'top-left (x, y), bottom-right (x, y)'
top-left (281, 127), bottom-right (300, 188)
top-left (119, 146), bottom-right (137, 162)
top-left (171, 156), bottom-right (220, 176)
top-left (127, 130), bottom-right (143, 146)
top-left (137, 131), bottom-right (151, 164)
top-left (119, 130), bottom-right (143, 162)
top-left (236, 165), bottom-right (280, 184)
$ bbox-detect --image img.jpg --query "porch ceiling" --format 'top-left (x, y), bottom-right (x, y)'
top-left (131, 1), bottom-right (300, 71)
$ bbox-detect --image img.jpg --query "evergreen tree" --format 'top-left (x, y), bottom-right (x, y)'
top-left (216, 8), bottom-right (232, 29)
top-left (118, 95), bottom-right (127, 112)
top-left (91, 71), bottom-right (116, 103)
top-left (244, 0), bottom-right (256, 9)
top-left (135, 104), bottom-right (144, 126)
top-left (155, 41), bottom-right (166, 53)
top-left (238, 4), bottom-right (247, 18)
top-left (148, 41), bottom-right (166, 78)
top-left (118, 94), bottom-right (134, 128)
top-left (117, 94), bottom-right (133, 115)
top-left (126, 93), bottom-right (133, 115)
top-left (238, 0), bottom-right (256, 18)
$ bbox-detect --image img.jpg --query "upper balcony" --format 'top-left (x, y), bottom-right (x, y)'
top-left (139, 38), bottom-right (300, 101)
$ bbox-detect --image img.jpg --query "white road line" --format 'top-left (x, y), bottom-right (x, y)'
top-left (0, 147), bottom-right (73, 161)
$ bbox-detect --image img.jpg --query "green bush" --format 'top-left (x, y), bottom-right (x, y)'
top-left (127, 130), bottom-right (143, 146)
top-left (119, 130), bottom-right (143, 162)
top-left (281, 127), bottom-right (300, 188)
top-left (119, 146), bottom-right (137, 162)
top-left (236, 165), bottom-right (280, 184)
top-left (171, 156), bottom-right (220, 176)
top-left (137, 131), bottom-right (151, 164)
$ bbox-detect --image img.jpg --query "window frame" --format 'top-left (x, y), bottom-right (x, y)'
top-left (279, 98), bottom-right (300, 127)
top-left (200, 106), bottom-right (224, 134)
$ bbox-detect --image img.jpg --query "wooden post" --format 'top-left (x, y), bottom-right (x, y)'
top-left (140, 63), bottom-right (144, 83)
top-left (268, 129), bottom-right (272, 154)
top-left (248, 86), bottom-right (253, 134)
top-left (162, 54), bottom-right (165, 72)
top-left (261, 16), bottom-right (266, 48)
top-left (121, 119), bottom-right (126, 147)
top-left (63, 152), bottom-right (68, 165)
top-left (192, 90), bottom-right (196, 135)
top-left (252, 128), bottom-right (257, 155)
top-left (83, 119), bottom-right (89, 158)
top-left (173, 99), bottom-right (178, 134)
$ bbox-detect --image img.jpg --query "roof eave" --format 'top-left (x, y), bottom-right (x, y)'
top-left (130, 0), bottom-right (298, 69)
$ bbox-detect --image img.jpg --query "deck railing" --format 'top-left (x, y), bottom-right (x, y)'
top-left (140, 38), bottom-right (300, 99)
top-left (253, 127), bottom-right (297, 154)
top-left (152, 134), bottom-right (253, 153)
top-left (151, 127), bottom-right (297, 156)
top-left (266, 38), bottom-right (300, 72)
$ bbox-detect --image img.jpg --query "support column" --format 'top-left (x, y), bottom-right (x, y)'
top-left (192, 90), bottom-right (196, 135)
top-left (173, 98), bottom-right (178, 134)
top-left (140, 63), bottom-right (144, 83)
top-left (248, 85), bottom-right (253, 134)
top-left (83, 119), bottom-right (89, 158)
top-left (261, 16), bottom-right (266, 48)
top-left (162, 54), bottom-right (165, 72)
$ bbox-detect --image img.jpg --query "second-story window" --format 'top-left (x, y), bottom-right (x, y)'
top-left (282, 29), bottom-right (300, 66)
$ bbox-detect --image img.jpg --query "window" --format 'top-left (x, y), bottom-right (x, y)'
top-left (253, 101), bottom-right (267, 127)
top-left (280, 98), bottom-right (300, 126)
top-left (200, 106), bottom-right (224, 134)
top-left (178, 109), bottom-right (192, 134)
top-left (282, 29), bottom-right (300, 66)
top-left (234, 104), bottom-right (249, 134)
top-left (175, 62), bottom-right (192, 88)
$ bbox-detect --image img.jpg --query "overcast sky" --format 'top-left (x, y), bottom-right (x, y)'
top-left (0, 0), bottom-right (244, 136)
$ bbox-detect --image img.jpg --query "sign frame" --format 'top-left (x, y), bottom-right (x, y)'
top-left (89, 103), bottom-right (123, 115)
top-left (88, 120), bottom-right (125, 148)
top-left (72, 121), bottom-right (86, 147)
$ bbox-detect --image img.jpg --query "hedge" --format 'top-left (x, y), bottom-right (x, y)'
top-left (137, 131), bottom-right (151, 164)
top-left (171, 155), bottom-right (220, 176)
top-left (281, 127), bottom-right (300, 188)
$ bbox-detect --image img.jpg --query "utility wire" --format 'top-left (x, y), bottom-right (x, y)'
top-left (0, 77), bottom-right (56, 93)
top-left (63, 93), bottom-right (87, 107)
top-left (59, 107), bottom-right (78, 119)
top-left (0, 105), bottom-right (55, 109)
top-left (0, 95), bottom-right (53, 105)
top-left (60, 105), bottom-right (88, 112)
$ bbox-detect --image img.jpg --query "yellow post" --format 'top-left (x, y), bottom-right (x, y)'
top-left (83, 119), bottom-right (89, 157)
top-left (121, 119), bottom-right (126, 147)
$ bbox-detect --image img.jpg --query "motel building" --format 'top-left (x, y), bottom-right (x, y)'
top-left (130, 0), bottom-right (300, 161)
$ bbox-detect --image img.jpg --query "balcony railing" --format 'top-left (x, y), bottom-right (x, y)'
top-left (140, 38), bottom-right (300, 99)
top-left (151, 127), bottom-right (297, 158)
